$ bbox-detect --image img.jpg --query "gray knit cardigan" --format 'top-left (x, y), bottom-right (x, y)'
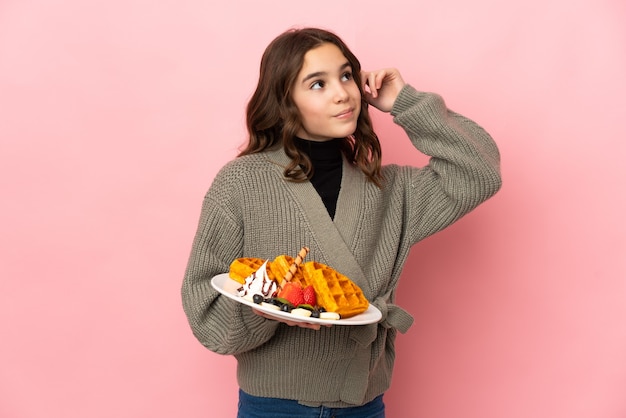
top-left (182, 85), bottom-right (502, 407)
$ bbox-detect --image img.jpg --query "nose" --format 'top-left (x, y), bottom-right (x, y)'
top-left (334, 83), bottom-right (349, 103)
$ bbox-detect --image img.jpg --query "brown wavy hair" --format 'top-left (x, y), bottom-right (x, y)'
top-left (238, 27), bottom-right (382, 186)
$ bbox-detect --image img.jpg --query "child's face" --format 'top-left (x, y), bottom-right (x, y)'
top-left (291, 43), bottom-right (361, 142)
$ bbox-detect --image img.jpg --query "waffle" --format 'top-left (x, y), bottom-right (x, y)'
top-left (229, 249), bottom-right (369, 319)
top-left (302, 261), bottom-right (369, 318)
top-left (269, 255), bottom-right (305, 286)
top-left (229, 257), bottom-right (272, 284)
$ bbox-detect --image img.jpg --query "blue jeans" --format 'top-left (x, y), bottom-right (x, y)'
top-left (237, 389), bottom-right (385, 418)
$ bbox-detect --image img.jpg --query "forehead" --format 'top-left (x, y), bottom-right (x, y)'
top-left (298, 43), bottom-right (349, 75)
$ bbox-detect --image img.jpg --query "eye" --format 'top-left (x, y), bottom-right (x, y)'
top-left (341, 71), bottom-right (353, 82)
top-left (310, 80), bottom-right (325, 90)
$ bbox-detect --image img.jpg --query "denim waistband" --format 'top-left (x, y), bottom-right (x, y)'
top-left (237, 389), bottom-right (385, 418)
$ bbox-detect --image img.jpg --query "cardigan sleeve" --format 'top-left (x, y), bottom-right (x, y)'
top-left (181, 168), bottom-right (280, 355)
top-left (390, 84), bottom-right (502, 243)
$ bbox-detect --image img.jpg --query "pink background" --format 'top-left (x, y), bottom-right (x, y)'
top-left (1, 1), bottom-right (625, 417)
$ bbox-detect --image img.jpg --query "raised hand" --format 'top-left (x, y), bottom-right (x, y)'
top-left (361, 68), bottom-right (406, 113)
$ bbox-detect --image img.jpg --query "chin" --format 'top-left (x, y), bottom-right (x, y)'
top-left (335, 125), bottom-right (358, 139)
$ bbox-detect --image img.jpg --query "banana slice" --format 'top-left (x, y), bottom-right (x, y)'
top-left (261, 302), bottom-right (281, 311)
top-left (291, 308), bottom-right (312, 318)
top-left (319, 312), bottom-right (341, 320)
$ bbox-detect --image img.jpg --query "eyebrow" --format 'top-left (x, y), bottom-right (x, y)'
top-left (301, 62), bottom-right (352, 84)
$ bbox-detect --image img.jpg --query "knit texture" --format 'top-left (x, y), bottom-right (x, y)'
top-left (181, 85), bottom-right (502, 407)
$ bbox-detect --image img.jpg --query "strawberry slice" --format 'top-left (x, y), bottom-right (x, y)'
top-left (303, 285), bottom-right (317, 306)
top-left (278, 282), bottom-right (305, 306)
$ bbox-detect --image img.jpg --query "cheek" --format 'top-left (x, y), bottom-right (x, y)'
top-left (349, 82), bottom-right (361, 98)
top-left (351, 86), bottom-right (362, 110)
top-left (353, 97), bottom-right (362, 118)
top-left (299, 102), bottom-right (324, 123)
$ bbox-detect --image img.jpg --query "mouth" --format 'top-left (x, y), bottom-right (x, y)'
top-left (334, 108), bottom-right (354, 118)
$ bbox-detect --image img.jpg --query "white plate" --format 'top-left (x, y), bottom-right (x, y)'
top-left (211, 273), bottom-right (382, 325)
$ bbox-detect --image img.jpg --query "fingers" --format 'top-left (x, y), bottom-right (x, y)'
top-left (361, 68), bottom-right (405, 112)
top-left (362, 69), bottom-right (388, 99)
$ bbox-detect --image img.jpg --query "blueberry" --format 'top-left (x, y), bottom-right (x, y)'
top-left (252, 294), bottom-right (264, 304)
top-left (280, 304), bottom-right (292, 313)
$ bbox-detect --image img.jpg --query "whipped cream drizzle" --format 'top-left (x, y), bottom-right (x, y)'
top-left (237, 260), bottom-right (278, 298)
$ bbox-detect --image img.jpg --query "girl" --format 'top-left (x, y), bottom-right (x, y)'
top-left (182, 27), bottom-right (501, 417)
